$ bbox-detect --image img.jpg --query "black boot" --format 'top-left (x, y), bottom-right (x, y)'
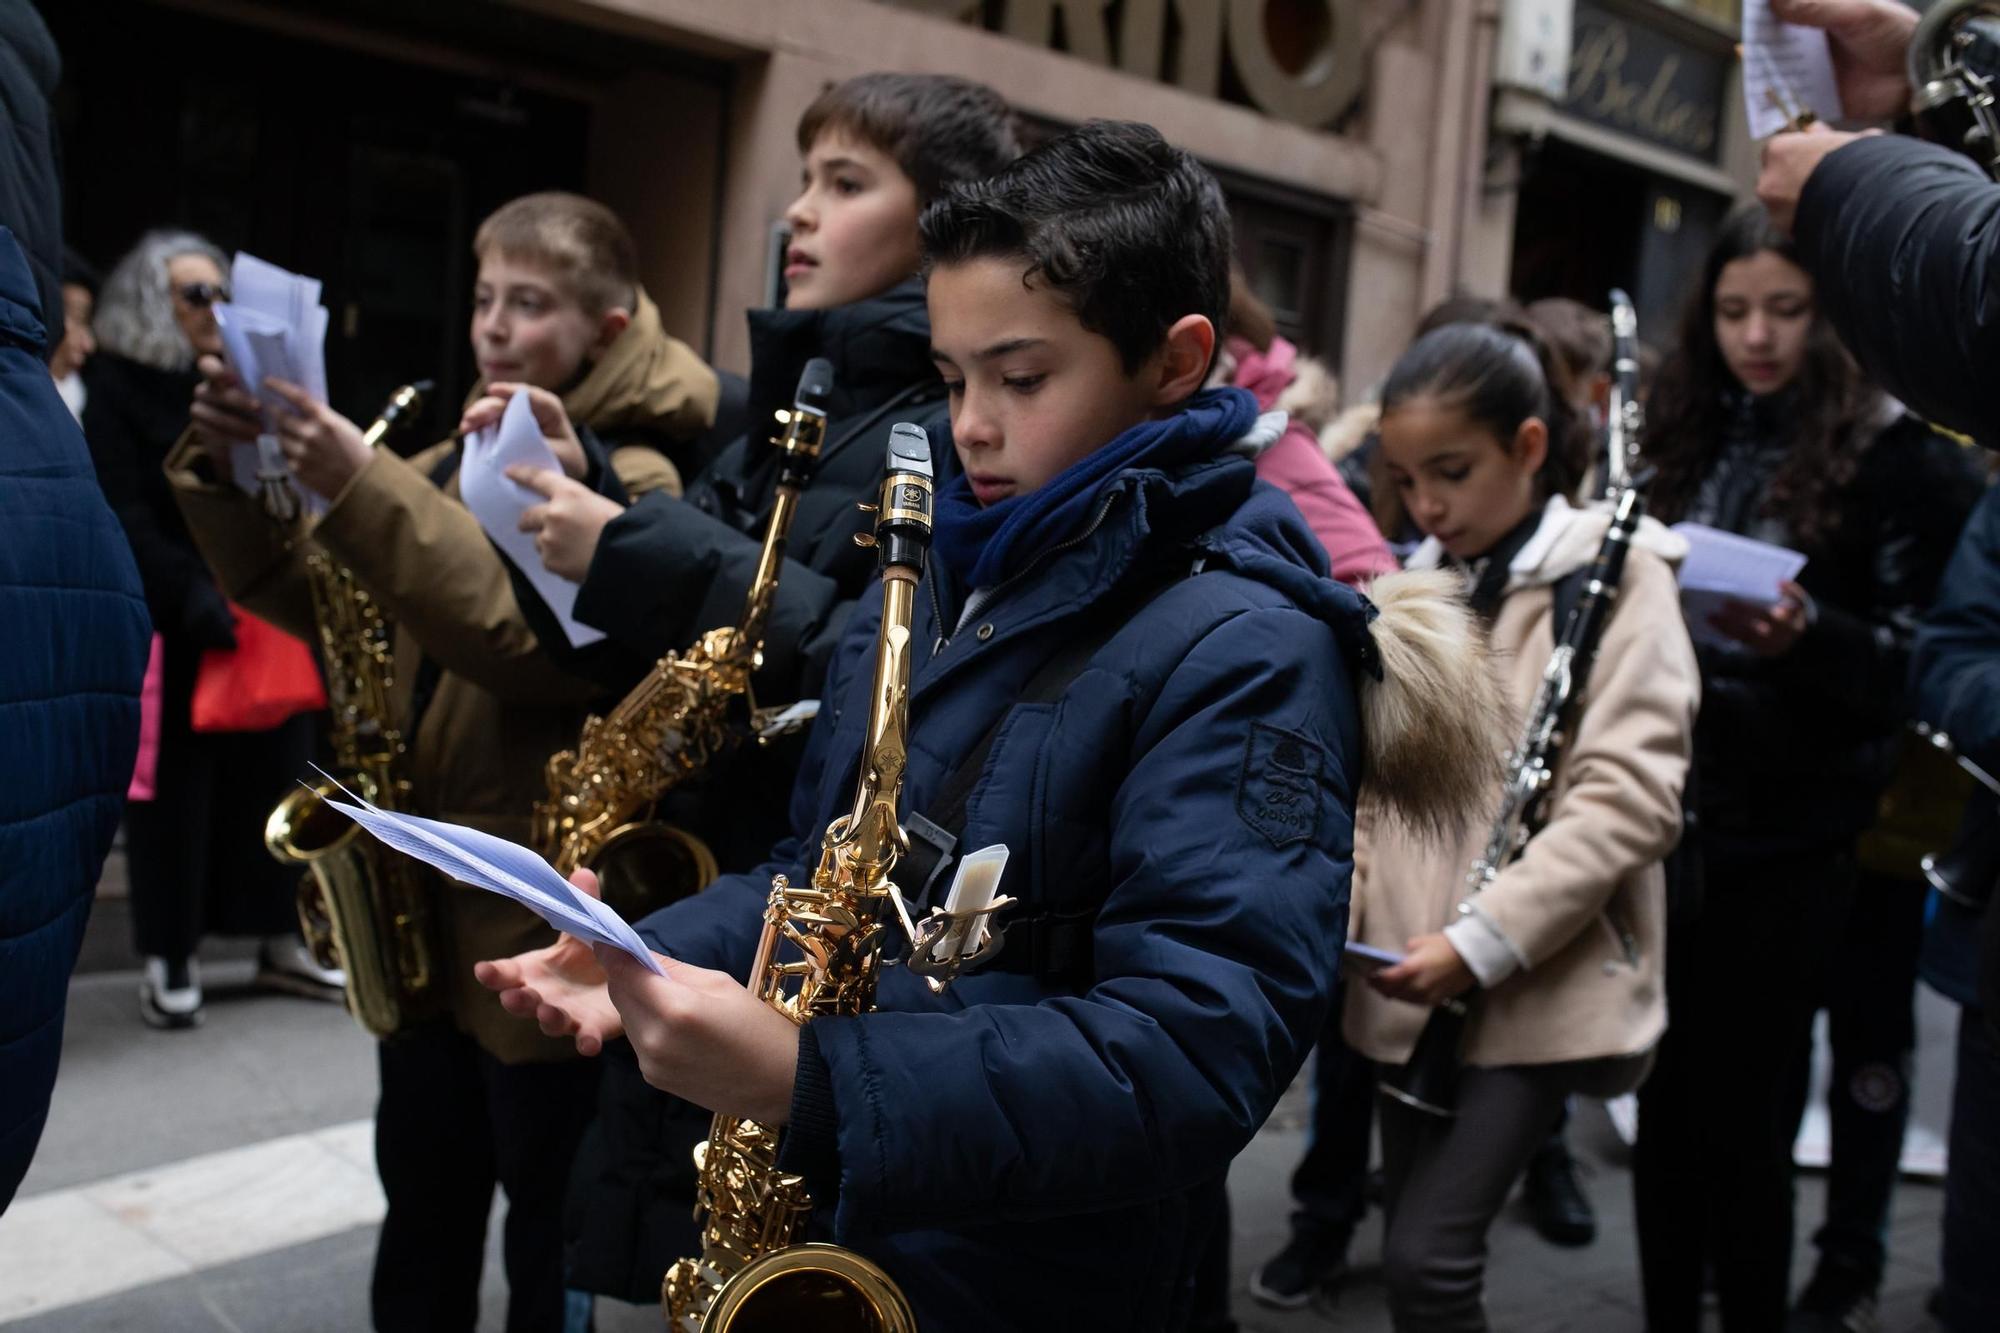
top-left (1248, 1221), bottom-right (1352, 1309)
top-left (1522, 1135), bottom-right (1596, 1246)
top-left (1788, 1256), bottom-right (1880, 1333)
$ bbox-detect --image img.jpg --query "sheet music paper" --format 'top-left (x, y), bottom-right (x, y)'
top-left (212, 253), bottom-right (332, 516)
top-left (315, 769), bottom-right (665, 974)
top-left (1671, 521), bottom-right (1810, 649)
top-left (457, 389), bottom-right (606, 648)
top-left (1742, 0), bottom-right (1846, 137)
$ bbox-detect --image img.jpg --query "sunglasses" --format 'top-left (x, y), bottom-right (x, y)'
top-left (176, 281), bottom-right (230, 308)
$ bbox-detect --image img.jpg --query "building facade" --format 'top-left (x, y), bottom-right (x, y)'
top-left (48, 0), bottom-right (1753, 426)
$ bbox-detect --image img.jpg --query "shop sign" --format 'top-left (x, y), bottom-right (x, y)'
top-left (1564, 0), bottom-right (1724, 161)
top-left (884, 0), bottom-right (1366, 129)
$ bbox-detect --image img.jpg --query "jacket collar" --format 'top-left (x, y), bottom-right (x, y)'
top-left (744, 280), bottom-right (934, 425)
top-left (1406, 494), bottom-right (1687, 591)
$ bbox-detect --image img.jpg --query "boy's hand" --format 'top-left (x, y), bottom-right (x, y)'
top-left (598, 945), bottom-right (801, 1126)
top-left (459, 382), bottom-right (589, 480)
top-left (1769, 0), bottom-right (1918, 122)
top-left (1758, 124), bottom-right (1873, 234)
top-left (266, 378), bottom-right (373, 499)
top-left (1709, 579), bottom-right (1811, 658)
top-left (472, 868), bottom-right (623, 1057)
top-left (509, 466), bottom-right (622, 581)
top-left (1369, 932), bottom-right (1475, 1006)
top-left (188, 354), bottom-right (262, 461)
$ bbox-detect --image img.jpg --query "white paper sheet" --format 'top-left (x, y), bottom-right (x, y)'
top-left (458, 390), bottom-right (605, 648)
top-left (212, 253), bottom-right (333, 515)
top-left (1671, 521), bottom-right (1809, 650)
top-left (1742, 0), bottom-right (1846, 138)
top-left (313, 770), bottom-right (665, 974)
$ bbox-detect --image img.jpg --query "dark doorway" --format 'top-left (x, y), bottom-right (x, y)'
top-left (41, 0), bottom-right (720, 440)
top-left (1510, 136), bottom-right (1725, 340)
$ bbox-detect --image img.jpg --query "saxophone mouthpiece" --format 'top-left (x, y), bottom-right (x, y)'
top-left (872, 424), bottom-right (934, 572)
top-left (795, 357), bottom-right (834, 416)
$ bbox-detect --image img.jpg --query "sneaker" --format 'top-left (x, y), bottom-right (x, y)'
top-left (254, 935), bottom-right (346, 1002)
top-left (1523, 1139), bottom-right (1596, 1246)
top-left (139, 956), bottom-right (203, 1030)
top-left (1248, 1224), bottom-right (1351, 1310)
top-left (1788, 1258), bottom-right (1880, 1333)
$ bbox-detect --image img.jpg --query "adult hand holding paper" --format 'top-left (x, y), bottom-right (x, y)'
top-left (1743, 0), bottom-right (1847, 137)
top-left (211, 253), bottom-right (331, 514)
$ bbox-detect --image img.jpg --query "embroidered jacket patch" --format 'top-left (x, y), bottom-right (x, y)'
top-left (1237, 722), bottom-right (1323, 849)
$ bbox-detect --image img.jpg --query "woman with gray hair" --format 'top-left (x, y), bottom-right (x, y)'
top-left (83, 229), bottom-right (339, 1029)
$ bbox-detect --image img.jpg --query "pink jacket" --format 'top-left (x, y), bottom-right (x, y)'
top-left (1229, 336), bottom-right (1396, 587)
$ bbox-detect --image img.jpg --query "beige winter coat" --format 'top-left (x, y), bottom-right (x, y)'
top-left (165, 293), bottom-right (715, 1061)
top-left (1345, 497), bottom-right (1700, 1069)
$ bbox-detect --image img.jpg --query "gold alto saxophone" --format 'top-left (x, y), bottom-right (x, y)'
top-left (536, 359), bottom-right (835, 919)
top-left (264, 382), bottom-right (447, 1039)
top-left (660, 423), bottom-right (934, 1333)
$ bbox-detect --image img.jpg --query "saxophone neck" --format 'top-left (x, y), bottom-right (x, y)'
top-left (824, 424), bottom-right (934, 890)
top-left (736, 361), bottom-right (831, 649)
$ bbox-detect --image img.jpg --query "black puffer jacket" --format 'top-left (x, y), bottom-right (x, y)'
top-left (1797, 135), bottom-right (2000, 450)
top-left (511, 280), bottom-right (948, 872)
top-left (1676, 396), bottom-right (1984, 859)
top-left (0, 1), bottom-right (61, 356)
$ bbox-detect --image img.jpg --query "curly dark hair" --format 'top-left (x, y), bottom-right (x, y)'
top-left (1380, 317), bottom-right (1592, 503)
top-left (917, 119), bottom-right (1232, 374)
top-left (1643, 206), bottom-right (1879, 548)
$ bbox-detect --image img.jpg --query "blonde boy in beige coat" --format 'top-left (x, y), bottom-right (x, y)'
top-left (1346, 321), bottom-right (1699, 1332)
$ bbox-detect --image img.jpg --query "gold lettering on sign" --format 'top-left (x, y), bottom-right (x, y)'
top-left (881, 0), bottom-right (1364, 129)
top-left (1567, 20), bottom-right (1719, 156)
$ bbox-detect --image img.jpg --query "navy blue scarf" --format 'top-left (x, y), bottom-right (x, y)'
top-left (932, 387), bottom-right (1259, 588)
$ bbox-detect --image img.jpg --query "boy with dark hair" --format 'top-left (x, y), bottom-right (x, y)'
top-left (167, 189), bottom-right (716, 1332)
top-left (484, 120), bottom-right (1493, 1329)
top-left (475, 71), bottom-right (1019, 1305)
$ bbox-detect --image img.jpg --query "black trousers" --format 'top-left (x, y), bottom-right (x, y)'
top-left (124, 636), bottom-right (309, 959)
top-left (372, 1023), bottom-right (599, 1333)
top-left (1808, 870), bottom-right (1927, 1280)
top-left (1634, 847), bottom-right (1854, 1333)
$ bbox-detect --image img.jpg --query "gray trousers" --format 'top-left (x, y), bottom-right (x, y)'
top-left (1378, 1056), bottom-right (1647, 1332)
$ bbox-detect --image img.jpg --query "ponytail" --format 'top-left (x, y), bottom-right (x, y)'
top-left (1380, 320), bottom-right (1590, 502)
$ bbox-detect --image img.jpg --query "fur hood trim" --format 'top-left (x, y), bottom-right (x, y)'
top-left (1355, 567), bottom-right (1508, 843)
top-left (1319, 401), bottom-right (1380, 464)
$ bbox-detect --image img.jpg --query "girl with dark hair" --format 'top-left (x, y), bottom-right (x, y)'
top-left (1343, 320), bottom-right (1700, 1331)
top-left (1631, 206), bottom-right (1984, 1333)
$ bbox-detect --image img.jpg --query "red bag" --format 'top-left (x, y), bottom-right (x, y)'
top-left (190, 604), bottom-right (327, 732)
top-left (128, 634), bottom-right (164, 799)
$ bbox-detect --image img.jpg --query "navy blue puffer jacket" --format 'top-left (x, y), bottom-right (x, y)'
top-left (638, 438), bottom-right (1371, 1330)
top-left (0, 226), bottom-right (149, 1213)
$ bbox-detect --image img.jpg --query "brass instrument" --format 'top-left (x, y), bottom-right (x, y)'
top-left (536, 359), bottom-right (835, 919)
top-left (660, 424), bottom-right (933, 1333)
top-left (264, 382), bottom-right (447, 1039)
top-left (1910, 0), bottom-right (2000, 180)
top-left (1381, 293), bottom-right (1650, 1118)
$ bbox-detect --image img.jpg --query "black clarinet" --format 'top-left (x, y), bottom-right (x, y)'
top-left (1380, 291), bottom-right (1649, 1118)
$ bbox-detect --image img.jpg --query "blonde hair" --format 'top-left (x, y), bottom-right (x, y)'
top-left (472, 192), bottom-right (638, 316)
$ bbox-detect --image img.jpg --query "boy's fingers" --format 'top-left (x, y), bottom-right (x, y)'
top-left (472, 959), bottom-right (517, 991)
top-left (505, 465), bottom-right (565, 499)
top-left (569, 867), bottom-right (602, 902)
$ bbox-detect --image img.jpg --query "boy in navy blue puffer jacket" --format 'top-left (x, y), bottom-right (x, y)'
top-left (480, 121), bottom-right (1496, 1330)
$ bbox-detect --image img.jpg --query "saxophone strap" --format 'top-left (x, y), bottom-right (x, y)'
top-left (895, 566), bottom-right (1188, 981)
